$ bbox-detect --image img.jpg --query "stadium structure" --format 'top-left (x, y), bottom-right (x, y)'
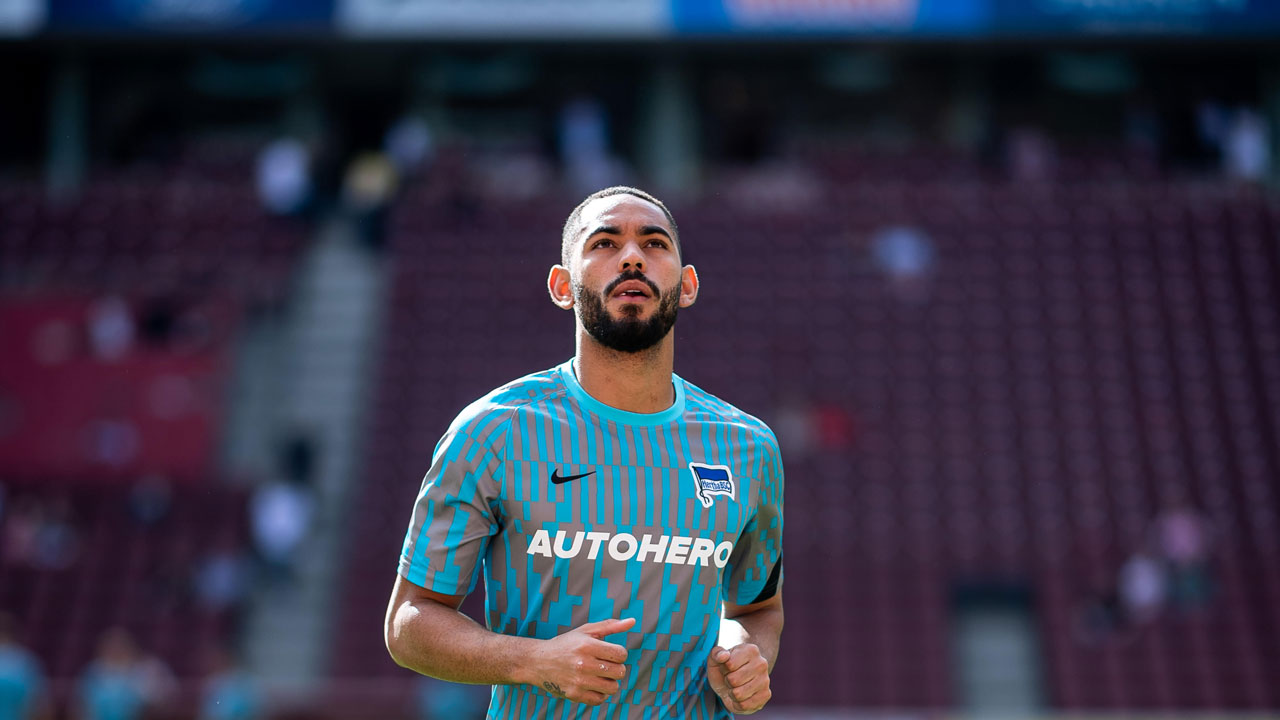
top-left (0, 1), bottom-right (1278, 718)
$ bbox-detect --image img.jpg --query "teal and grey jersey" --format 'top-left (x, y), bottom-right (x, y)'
top-left (398, 359), bottom-right (784, 719)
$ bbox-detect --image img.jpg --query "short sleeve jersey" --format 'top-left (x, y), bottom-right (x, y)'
top-left (398, 360), bottom-right (784, 720)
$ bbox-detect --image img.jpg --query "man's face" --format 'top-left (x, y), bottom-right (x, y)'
top-left (566, 195), bottom-right (689, 353)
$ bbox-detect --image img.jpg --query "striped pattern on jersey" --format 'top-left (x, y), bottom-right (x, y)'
top-left (398, 360), bottom-right (784, 720)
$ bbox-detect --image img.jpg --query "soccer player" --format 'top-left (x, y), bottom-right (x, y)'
top-left (385, 186), bottom-right (784, 718)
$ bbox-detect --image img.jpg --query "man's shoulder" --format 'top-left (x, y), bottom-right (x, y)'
top-left (680, 377), bottom-right (780, 454)
top-left (446, 364), bottom-right (569, 439)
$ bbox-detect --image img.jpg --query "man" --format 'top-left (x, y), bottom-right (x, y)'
top-left (0, 613), bottom-right (47, 720)
top-left (385, 186), bottom-right (784, 718)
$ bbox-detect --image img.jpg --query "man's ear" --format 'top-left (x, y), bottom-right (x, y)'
top-left (679, 265), bottom-right (699, 308)
top-left (548, 265), bottom-right (575, 310)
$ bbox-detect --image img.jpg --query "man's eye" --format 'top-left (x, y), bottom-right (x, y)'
top-left (646, 240), bottom-right (668, 248)
top-left (594, 240), bottom-right (615, 249)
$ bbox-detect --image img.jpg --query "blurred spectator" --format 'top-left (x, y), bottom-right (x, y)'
top-left (85, 418), bottom-right (141, 469)
top-left (193, 538), bottom-right (251, 615)
top-left (415, 676), bottom-right (486, 720)
top-left (342, 152), bottom-right (399, 249)
top-left (0, 612), bottom-right (47, 720)
top-left (250, 436), bottom-right (318, 583)
top-left (255, 137), bottom-right (311, 216)
top-left (198, 647), bottom-right (261, 720)
top-left (1224, 107), bottom-right (1269, 183)
top-left (135, 651), bottom-right (178, 715)
top-left (1196, 100), bottom-right (1229, 154)
top-left (870, 225), bottom-right (936, 303)
top-left (1118, 552), bottom-right (1166, 625)
top-left (559, 96), bottom-right (607, 167)
top-left (250, 477), bottom-right (314, 583)
top-left (3, 496), bottom-right (78, 571)
top-left (343, 152), bottom-right (397, 210)
top-left (1154, 496), bottom-right (1213, 610)
top-left (78, 628), bottom-right (148, 720)
top-left (559, 97), bottom-right (627, 195)
top-left (87, 296), bottom-right (135, 362)
top-left (32, 496), bottom-right (78, 571)
top-left (384, 114), bottom-right (434, 178)
top-left (127, 474), bottom-right (173, 528)
top-left (1006, 126), bottom-right (1057, 182)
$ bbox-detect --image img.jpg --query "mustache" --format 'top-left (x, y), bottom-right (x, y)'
top-left (604, 270), bottom-right (661, 298)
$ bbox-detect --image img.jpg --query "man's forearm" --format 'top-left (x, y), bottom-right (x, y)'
top-left (719, 603), bottom-right (784, 671)
top-left (387, 597), bottom-right (539, 685)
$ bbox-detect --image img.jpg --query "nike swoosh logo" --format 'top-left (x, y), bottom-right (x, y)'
top-left (551, 469), bottom-right (596, 485)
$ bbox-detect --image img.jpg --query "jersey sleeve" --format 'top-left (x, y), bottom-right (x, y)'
top-left (723, 429), bottom-right (784, 606)
top-left (398, 420), bottom-right (507, 596)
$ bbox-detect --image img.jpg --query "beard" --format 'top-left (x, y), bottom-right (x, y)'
top-left (575, 271), bottom-right (681, 353)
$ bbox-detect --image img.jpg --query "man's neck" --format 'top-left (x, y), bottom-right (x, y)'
top-left (573, 330), bottom-right (675, 414)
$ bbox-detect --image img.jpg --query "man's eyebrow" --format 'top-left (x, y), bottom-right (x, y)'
top-left (584, 225), bottom-right (674, 241)
top-left (640, 225), bottom-right (674, 241)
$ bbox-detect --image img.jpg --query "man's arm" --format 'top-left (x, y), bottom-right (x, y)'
top-left (384, 574), bottom-right (634, 706)
top-left (706, 594), bottom-right (784, 715)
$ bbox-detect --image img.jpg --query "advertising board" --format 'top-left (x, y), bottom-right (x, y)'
top-left (48, 0), bottom-right (333, 33)
top-left (0, 0), bottom-right (44, 35)
top-left (337, 0), bottom-right (667, 37)
top-left (671, 0), bottom-right (987, 34)
top-left (991, 0), bottom-right (1280, 34)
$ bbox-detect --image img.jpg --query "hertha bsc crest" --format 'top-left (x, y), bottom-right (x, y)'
top-left (689, 463), bottom-right (735, 508)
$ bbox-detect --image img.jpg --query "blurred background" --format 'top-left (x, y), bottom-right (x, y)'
top-left (1, 0), bottom-right (1278, 719)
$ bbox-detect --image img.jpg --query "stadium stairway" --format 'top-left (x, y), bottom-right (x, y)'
top-left (231, 218), bottom-right (389, 697)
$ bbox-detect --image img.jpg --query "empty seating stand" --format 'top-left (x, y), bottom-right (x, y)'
top-left (0, 480), bottom-right (249, 681)
top-left (0, 149), bottom-right (309, 711)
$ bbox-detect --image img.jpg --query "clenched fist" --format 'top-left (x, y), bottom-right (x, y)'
top-left (706, 643), bottom-right (772, 714)
top-left (529, 617), bottom-right (634, 706)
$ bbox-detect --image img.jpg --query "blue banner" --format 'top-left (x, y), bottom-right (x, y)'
top-left (49, 0), bottom-right (333, 33)
top-left (672, 0), bottom-right (1280, 34)
top-left (36, 0), bottom-right (1280, 36)
top-left (672, 0), bottom-right (988, 34)
top-left (992, 0), bottom-right (1280, 34)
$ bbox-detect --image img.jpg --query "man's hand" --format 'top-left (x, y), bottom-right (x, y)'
top-left (706, 643), bottom-right (772, 714)
top-left (527, 617), bottom-right (635, 706)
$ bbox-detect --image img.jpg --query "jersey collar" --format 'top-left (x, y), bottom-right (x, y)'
top-left (559, 359), bottom-right (686, 427)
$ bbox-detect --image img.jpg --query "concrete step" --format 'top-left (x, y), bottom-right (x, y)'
top-left (238, 220), bottom-right (390, 691)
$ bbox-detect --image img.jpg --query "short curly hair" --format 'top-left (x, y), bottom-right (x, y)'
top-left (560, 186), bottom-right (680, 265)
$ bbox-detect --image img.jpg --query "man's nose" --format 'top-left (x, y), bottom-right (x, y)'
top-left (618, 241), bottom-right (645, 271)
